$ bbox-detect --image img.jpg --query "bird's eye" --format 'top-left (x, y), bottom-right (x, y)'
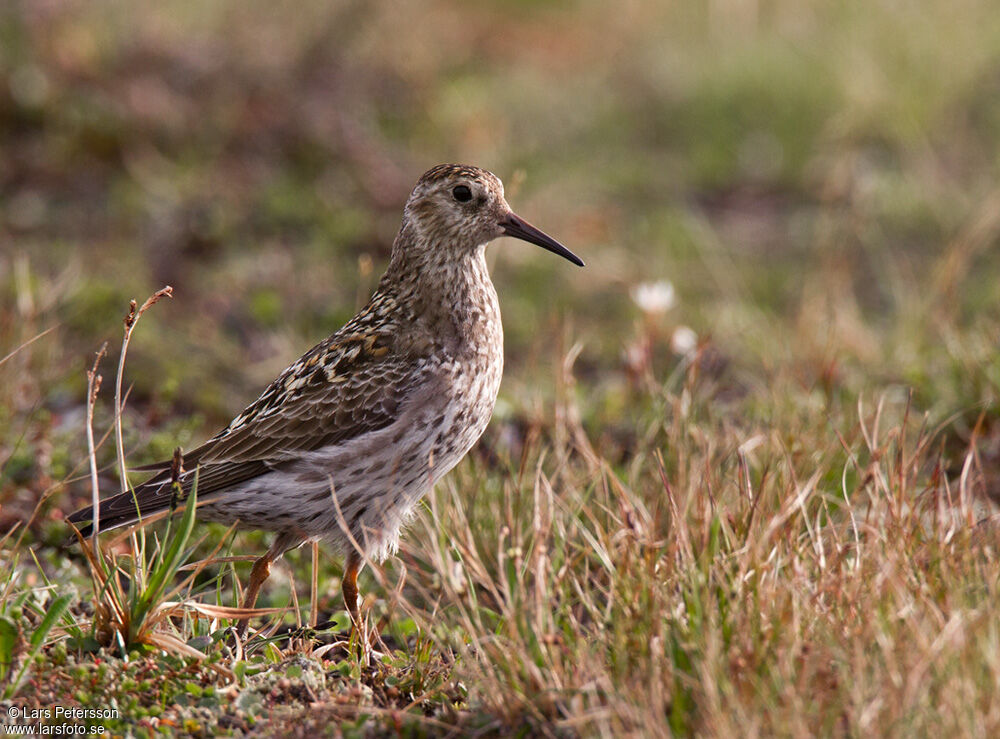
top-left (452, 185), bottom-right (472, 202)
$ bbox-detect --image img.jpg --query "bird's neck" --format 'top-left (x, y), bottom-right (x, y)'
top-left (384, 224), bottom-right (490, 298)
top-left (379, 224), bottom-right (501, 350)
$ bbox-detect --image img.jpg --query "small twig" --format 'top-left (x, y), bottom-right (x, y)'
top-left (113, 286), bottom-right (172, 593)
top-left (0, 325), bottom-right (58, 367)
top-left (85, 343), bottom-right (109, 555)
top-left (310, 542), bottom-right (320, 630)
top-left (115, 287), bottom-right (173, 496)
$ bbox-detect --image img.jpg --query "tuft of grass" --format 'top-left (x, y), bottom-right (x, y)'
top-left (66, 290), bottom-right (241, 674)
top-left (73, 479), bottom-right (202, 655)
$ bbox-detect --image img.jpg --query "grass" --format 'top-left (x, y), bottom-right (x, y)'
top-left (3, 0), bottom-right (1000, 735)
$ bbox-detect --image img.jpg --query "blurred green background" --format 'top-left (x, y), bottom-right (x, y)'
top-left (2, 0), bottom-right (1000, 525)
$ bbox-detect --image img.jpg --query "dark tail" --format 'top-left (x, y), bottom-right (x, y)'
top-left (67, 475), bottom-right (176, 537)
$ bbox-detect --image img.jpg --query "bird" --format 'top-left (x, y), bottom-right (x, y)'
top-left (68, 163), bottom-right (583, 636)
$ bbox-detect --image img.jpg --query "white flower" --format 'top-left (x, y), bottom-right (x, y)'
top-left (670, 325), bottom-right (698, 355)
top-left (630, 280), bottom-right (676, 315)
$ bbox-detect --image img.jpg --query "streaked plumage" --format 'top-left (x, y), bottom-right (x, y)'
top-left (68, 163), bottom-right (583, 628)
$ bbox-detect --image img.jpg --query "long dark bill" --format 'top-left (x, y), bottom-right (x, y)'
top-left (501, 213), bottom-right (584, 267)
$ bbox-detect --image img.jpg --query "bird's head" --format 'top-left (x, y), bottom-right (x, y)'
top-left (400, 164), bottom-right (584, 267)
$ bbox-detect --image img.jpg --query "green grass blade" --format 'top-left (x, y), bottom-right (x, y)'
top-left (131, 475), bottom-right (198, 634)
top-left (3, 594), bottom-right (72, 700)
top-left (28, 594), bottom-right (72, 650)
top-left (0, 615), bottom-right (17, 682)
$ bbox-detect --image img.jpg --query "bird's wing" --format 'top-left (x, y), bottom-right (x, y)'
top-left (139, 291), bottom-right (429, 471)
top-left (70, 302), bottom-right (434, 535)
top-left (193, 333), bottom-right (428, 467)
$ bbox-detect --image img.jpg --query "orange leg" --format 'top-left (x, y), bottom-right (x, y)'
top-left (342, 550), bottom-right (362, 627)
top-left (235, 533), bottom-right (298, 639)
top-left (235, 552), bottom-right (273, 638)
top-left (343, 549), bottom-right (374, 661)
